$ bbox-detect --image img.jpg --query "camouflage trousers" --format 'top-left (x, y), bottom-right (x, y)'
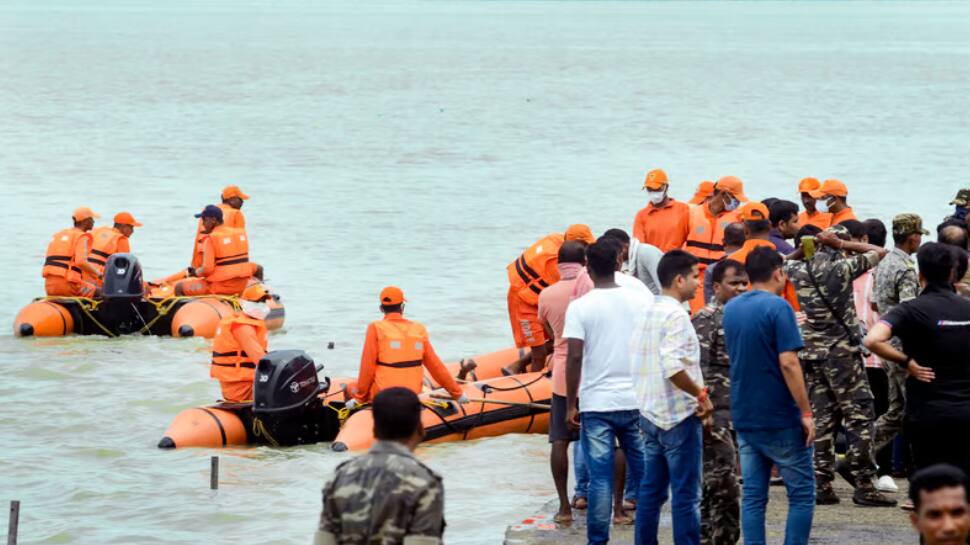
top-left (804, 356), bottom-right (877, 489)
top-left (873, 357), bottom-right (907, 453)
top-left (701, 423), bottom-right (740, 545)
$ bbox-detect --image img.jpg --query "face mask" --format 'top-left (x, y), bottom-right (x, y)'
top-left (240, 301), bottom-right (270, 320)
top-left (723, 195), bottom-right (740, 212)
top-left (816, 198), bottom-right (831, 213)
top-left (647, 189), bottom-right (667, 205)
top-left (955, 206), bottom-right (968, 221)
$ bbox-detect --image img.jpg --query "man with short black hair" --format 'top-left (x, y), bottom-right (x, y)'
top-left (769, 200), bottom-right (801, 254)
top-left (607, 227), bottom-right (663, 295)
top-left (865, 243), bottom-right (970, 479)
top-left (565, 239), bottom-right (650, 545)
top-left (703, 223), bottom-right (746, 305)
top-left (632, 249), bottom-right (712, 545)
top-left (694, 259), bottom-right (747, 545)
top-left (909, 464), bottom-right (970, 545)
top-left (864, 219), bottom-right (888, 249)
top-left (724, 247), bottom-right (815, 545)
top-left (317, 387), bottom-right (447, 545)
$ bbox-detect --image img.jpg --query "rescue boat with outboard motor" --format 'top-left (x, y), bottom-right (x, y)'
top-left (157, 346), bottom-right (549, 449)
top-left (13, 253), bottom-right (284, 338)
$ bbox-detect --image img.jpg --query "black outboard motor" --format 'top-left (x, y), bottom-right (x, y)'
top-left (99, 253), bottom-right (146, 334)
top-left (253, 350), bottom-right (339, 446)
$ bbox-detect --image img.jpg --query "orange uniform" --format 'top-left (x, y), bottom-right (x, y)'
top-left (829, 207), bottom-right (857, 226)
top-left (353, 313), bottom-right (463, 403)
top-left (727, 239), bottom-right (801, 311)
top-left (507, 233), bottom-right (564, 348)
top-left (798, 210), bottom-right (832, 230)
top-left (191, 204), bottom-right (245, 267)
top-left (42, 227), bottom-right (98, 297)
top-left (176, 225), bottom-right (252, 296)
top-left (632, 199), bottom-right (691, 252)
top-left (210, 314), bottom-right (268, 402)
top-left (85, 226), bottom-right (131, 285)
top-left (685, 203), bottom-right (741, 313)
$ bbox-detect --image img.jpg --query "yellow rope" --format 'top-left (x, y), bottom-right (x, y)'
top-left (251, 417), bottom-right (280, 447)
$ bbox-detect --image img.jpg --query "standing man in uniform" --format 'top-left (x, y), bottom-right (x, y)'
top-left (694, 259), bottom-right (747, 545)
top-left (684, 176), bottom-right (747, 313)
top-left (346, 286), bottom-right (468, 409)
top-left (944, 188), bottom-right (970, 225)
top-left (506, 224), bottom-right (596, 373)
top-left (190, 185), bottom-right (249, 267)
top-left (872, 214), bottom-right (926, 487)
top-left (797, 178), bottom-right (832, 230)
top-left (784, 225), bottom-right (894, 506)
top-left (209, 287), bottom-right (272, 402)
top-left (633, 168), bottom-right (691, 252)
top-left (86, 212), bottom-right (143, 286)
top-left (42, 207), bottom-right (102, 298)
top-left (808, 179), bottom-right (856, 226)
top-left (316, 387), bottom-right (447, 545)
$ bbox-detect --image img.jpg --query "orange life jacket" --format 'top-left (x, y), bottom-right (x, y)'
top-left (205, 226), bottom-right (252, 282)
top-left (685, 204), bottom-right (738, 269)
top-left (371, 319), bottom-right (429, 396)
top-left (506, 233), bottom-right (564, 306)
top-left (191, 204), bottom-right (245, 266)
top-left (87, 226), bottom-right (125, 279)
top-left (210, 315), bottom-right (268, 383)
top-left (42, 227), bottom-right (91, 283)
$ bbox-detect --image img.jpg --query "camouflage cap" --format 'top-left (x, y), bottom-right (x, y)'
top-left (951, 188), bottom-right (970, 207)
top-left (825, 224), bottom-right (851, 240)
top-left (892, 213), bottom-right (930, 236)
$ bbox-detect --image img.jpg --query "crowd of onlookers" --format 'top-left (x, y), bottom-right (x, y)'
top-left (313, 177), bottom-right (970, 545)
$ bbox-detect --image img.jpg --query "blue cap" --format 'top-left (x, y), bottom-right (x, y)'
top-left (194, 205), bottom-right (223, 221)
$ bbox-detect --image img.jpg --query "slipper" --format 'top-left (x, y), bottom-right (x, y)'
top-left (613, 514), bottom-right (634, 526)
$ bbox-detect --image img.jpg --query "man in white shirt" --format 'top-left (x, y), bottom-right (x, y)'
top-left (631, 249), bottom-right (713, 545)
top-left (565, 239), bottom-right (653, 545)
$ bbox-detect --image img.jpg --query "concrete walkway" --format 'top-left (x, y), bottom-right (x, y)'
top-left (504, 478), bottom-right (915, 545)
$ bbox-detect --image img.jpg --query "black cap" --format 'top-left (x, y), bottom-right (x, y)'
top-left (194, 204), bottom-right (223, 221)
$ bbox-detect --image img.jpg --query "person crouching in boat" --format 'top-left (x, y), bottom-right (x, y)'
top-left (172, 205), bottom-right (252, 296)
top-left (210, 286), bottom-right (271, 403)
top-left (344, 287), bottom-right (469, 410)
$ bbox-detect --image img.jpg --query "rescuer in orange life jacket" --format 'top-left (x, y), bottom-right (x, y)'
top-left (505, 224), bottom-right (597, 374)
top-left (190, 185), bottom-right (249, 268)
top-left (42, 207), bottom-right (103, 298)
top-left (344, 287), bottom-right (470, 411)
top-left (209, 285), bottom-right (272, 403)
top-left (171, 205), bottom-right (253, 296)
top-left (85, 212), bottom-right (143, 287)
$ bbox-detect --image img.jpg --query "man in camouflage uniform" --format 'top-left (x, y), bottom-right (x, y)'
top-left (943, 188), bottom-right (970, 225)
top-left (694, 259), bottom-right (748, 545)
top-left (872, 215), bottom-right (925, 459)
top-left (783, 225), bottom-right (896, 507)
top-left (316, 388), bottom-right (445, 545)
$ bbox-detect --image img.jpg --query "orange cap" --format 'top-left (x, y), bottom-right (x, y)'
top-left (380, 286), bottom-right (406, 306)
top-left (738, 201), bottom-right (769, 221)
top-left (689, 181), bottom-right (715, 204)
top-left (241, 283), bottom-right (269, 302)
top-left (642, 169), bottom-right (669, 190)
top-left (715, 176), bottom-right (748, 202)
top-left (72, 207), bottom-right (100, 222)
top-left (221, 185), bottom-right (250, 200)
top-left (564, 224), bottom-right (596, 245)
top-left (809, 179), bottom-right (848, 199)
top-left (798, 177), bottom-right (820, 193)
top-left (113, 211), bottom-right (143, 227)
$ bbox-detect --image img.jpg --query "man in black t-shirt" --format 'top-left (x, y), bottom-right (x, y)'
top-left (864, 243), bottom-right (970, 478)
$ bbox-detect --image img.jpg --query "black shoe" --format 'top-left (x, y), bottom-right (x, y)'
top-left (816, 486), bottom-right (840, 505)
top-left (852, 487), bottom-right (898, 507)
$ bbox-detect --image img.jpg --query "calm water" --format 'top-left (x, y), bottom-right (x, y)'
top-left (2, 1), bottom-right (969, 543)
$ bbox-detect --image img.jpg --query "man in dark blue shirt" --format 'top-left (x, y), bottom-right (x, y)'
top-left (723, 247), bottom-right (815, 545)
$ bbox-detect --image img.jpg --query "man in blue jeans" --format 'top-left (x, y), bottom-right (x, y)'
top-left (630, 250), bottom-right (713, 545)
top-left (723, 247), bottom-right (816, 545)
top-left (565, 239), bottom-right (651, 545)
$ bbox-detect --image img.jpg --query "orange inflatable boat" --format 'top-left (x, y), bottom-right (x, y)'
top-left (14, 253), bottom-right (284, 338)
top-left (158, 346), bottom-right (548, 450)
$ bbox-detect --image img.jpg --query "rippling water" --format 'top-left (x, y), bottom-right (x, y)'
top-left (2, 1), bottom-right (969, 543)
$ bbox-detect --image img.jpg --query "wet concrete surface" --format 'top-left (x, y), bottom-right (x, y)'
top-left (504, 478), bottom-right (914, 545)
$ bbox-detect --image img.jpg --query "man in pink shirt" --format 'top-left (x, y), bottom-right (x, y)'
top-left (538, 241), bottom-right (587, 523)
